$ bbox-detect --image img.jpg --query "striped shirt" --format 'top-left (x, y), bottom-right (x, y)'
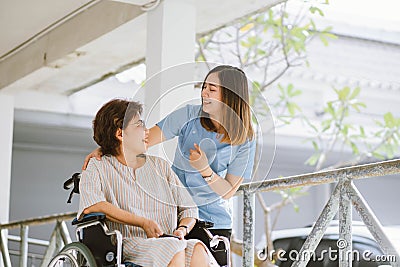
top-left (77, 155), bottom-right (202, 266)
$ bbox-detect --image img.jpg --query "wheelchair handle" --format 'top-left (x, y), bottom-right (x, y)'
top-left (63, 173), bottom-right (81, 190)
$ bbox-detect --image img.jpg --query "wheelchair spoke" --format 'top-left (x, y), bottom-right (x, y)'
top-left (48, 252), bottom-right (78, 267)
top-left (48, 242), bottom-right (97, 267)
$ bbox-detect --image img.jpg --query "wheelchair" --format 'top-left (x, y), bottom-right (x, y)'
top-left (48, 173), bottom-right (231, 267)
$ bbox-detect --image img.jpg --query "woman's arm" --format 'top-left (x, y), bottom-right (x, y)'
top-left (172, 217), bottom-right (196, 239)
top-left (83, 201), bottom-right (163, 238)
top-left (200, 169), bottom-right (243, 199)
top-left (189, 143), bottom-right (244, 199)
top-left (147, 125), bottom-right (166, 147)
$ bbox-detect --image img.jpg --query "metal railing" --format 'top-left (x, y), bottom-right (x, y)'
top-left (0, 212), bottom-right (76, 267)
top-left (0, 159), bottom-right (399, 267)
top-left (238, 158), bottom-right (400, 267)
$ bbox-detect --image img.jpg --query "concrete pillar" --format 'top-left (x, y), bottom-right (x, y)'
top-left (0, 94), bottom-right (14, 267)
top-left (145, 0), bottom-right (197, 158)
top-left (0, 95), bottom-right (14, 224)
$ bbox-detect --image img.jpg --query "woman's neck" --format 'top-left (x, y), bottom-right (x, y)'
top-left (115, 153), bottom-right (145, 169)
top-left (210, 117), bottom-right (222, 132)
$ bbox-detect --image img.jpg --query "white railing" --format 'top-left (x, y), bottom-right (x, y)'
top-left (238, 159), bottom-right (400, 267)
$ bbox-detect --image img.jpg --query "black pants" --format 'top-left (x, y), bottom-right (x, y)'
top-left (186, 227), bottom-right (231, 266)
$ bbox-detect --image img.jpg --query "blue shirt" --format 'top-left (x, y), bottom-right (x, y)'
top-left (157, 105), bottom-right (256, 229)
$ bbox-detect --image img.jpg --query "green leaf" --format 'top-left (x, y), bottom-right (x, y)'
top-left (350, 142), bottom-right (359, 155)
top-left (356, 102), bottom-right (367, 108)
top-left (372, 152), bottom-right (385, 160)
top-left (375, 119), bottom-right (384, 127)
top-left (306, 153), bottom-right (320, 166)
top-left (384, 112), bottom-right (395, 128)
top-left (240, 40), bottom-right (250, 48)
top-left (252, 81), bottom-right (261, 90)
top-left (312, 141), bottom-right (319, 151)
top-left (309, 6), bottom-right (324, 16)
top-left (256, 49), bottom-right (267, 56)
top-left (349, 87), bottom-right (361, 100)
top-left (287, 83), bottom-right (294, 92)
top-left (322, 120), bottom-right (332, 131)
top-left (350, 103), bottom-right (361, 112)
top-left (293, 204), bottom-right (300, 213)
top-left (277, 116), bottom-right (291, 124)
top-left (338, 86), bottom-right (351, 101)
top-left (319, 35), bottom-right (329, 46)
top-left (385, 144), bottom-right (394, 158)
top-left (360, 126), bottom-right (366, 137)
top-left (287, 102), bottom-right (300, 116)
top-left (322, 32), bottom-right (338, 40)
top-left (341, 125), bottom-right (349, 136)
top-left (290, 89), bottom-right (302, 97)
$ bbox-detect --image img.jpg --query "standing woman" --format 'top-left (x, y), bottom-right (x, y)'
top-left (149, 65), bottom-right (255, 235)
top-left (83, 65), bottom-right (256, 263)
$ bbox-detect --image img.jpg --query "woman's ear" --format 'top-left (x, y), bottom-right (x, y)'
top-left (115, 128), bottom-right (123, 141)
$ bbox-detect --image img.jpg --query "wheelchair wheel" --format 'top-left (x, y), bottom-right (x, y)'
top-left (48, 242), bottom-right (97, 267)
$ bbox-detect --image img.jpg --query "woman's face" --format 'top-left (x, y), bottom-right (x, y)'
top-left (201, 72), bottom-right (223, 116)
top-left (121, 115), bottom-right (148, 156)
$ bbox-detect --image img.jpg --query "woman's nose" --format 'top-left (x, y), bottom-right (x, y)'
top-left (201, 88), bottom-right (208, 97)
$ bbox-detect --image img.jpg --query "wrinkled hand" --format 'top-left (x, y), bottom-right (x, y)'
top-left (142, 219), bottom-right (163, 238)
top-left (172, 229), bottom-right (186, 240)
top-left (189, 143), bottom-right (210, 173)
top-left (82, 147), bottom-right (103, 170)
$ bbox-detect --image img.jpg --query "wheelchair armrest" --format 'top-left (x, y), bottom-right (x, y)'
top-left (72, 212), bottom-right (106, 226)
top-left (195, 219), bottom-right (214, 229)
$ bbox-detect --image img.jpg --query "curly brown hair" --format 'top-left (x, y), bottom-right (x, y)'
top-left (93, 99), bottom-right (143, 156)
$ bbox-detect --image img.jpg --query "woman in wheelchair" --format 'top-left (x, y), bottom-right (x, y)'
top-left (78, 99), bottom-right (216, 266)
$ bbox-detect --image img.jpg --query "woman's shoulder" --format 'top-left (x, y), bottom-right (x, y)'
top-left (145, 155), bottom-right (169, 169)
top-left (86, 155), bottom-right (118, 173)
top-left (87, 155), bottom-right (111, 168)
top-left (179, 104), bottom-right (201, 118)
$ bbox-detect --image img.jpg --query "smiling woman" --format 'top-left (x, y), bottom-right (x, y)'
top-left (80, 99), bottom-right (212, 266)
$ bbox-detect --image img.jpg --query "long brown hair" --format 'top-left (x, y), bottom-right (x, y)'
top-left (200, 65), bottom-right (254, 145)
top-left (93, 99), bottom-right (143, 156)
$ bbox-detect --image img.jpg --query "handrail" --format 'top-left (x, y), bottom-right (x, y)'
top-left (238, 158), bottom-right (400, 267)
top-left (0, 212), bottom-right (76, 267)
top-left (237, 158), bottom-right (400, 194)
top-left (0, 211), bottom-right (76, 230)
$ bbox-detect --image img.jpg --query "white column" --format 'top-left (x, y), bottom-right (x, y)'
top-left (145, 0), bottom-right (197, 112)
top-left (145, 0), bottom-right (197, 158)
top-left (0, 95), bottom-right (14, 267)
top-left (0, 95), bottom-right (14, 224)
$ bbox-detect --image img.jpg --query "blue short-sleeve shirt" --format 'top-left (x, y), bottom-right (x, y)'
top-left (157, 105), bottom-right (256, 229)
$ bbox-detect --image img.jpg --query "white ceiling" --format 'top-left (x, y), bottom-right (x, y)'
top-left (0, 0), bottom-right (282, 100)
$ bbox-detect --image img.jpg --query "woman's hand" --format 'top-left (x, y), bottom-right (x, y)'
top-left (172, 228), bottom-right (186, 240)
top-left (141, 218), bottom-right (163, 238)
top-left (82, 148), bottom-right (103, 170)
top-left (189, 143), bottom-right (211, 175)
